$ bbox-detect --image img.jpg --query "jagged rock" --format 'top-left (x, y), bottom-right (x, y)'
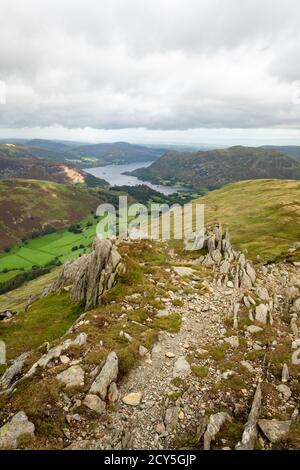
top-left (25, 333), bottom-right (87, 379)
top-left (57, 365), bottom-right (85, 389)
top-left (173, 356), bottom-right (191, 377)
top-left (90, 352), bottom-right (118, 400)
top-left (220, 260), bottom-right (230, 275)
top-left (235, 383), bottom-right (261, 450)
top-left (282, 364), bottom-right (289, 383)
top-left (256, 287), bottom-right (269, 301)
top-left (240, 270), bottom-right (253, 289)
top-left (0, 412), bottom-right (35, 449)
top-left (255, 304), bottom-right (268, 325)
top-left (211, 249), bottom-right (222, 264)
top-left (203, 412), bottom-right (231, 450)
top-left (108, 382), bottom-right (119, 402)
top-left (83, 394), bottom-right (106, 414)
top-left (51, 238), bottom-right (123, 310)
top-left (258, 419), bottom-right (291, 443)
top-left (164, 406), bottom-right (179, 433)
top-left (292, 348), bottom-right (300, 365)
top-left (276, 384), bottom-right (292, 400)
top-left (0, 352), bottom-right (29, 390)
top-left (122, 392), bottom-right (142, 406)
top-left (246, 263), bottom-right (256, 284)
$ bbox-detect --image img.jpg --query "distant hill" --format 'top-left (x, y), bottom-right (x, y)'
top-left (261, 145), bottom-right (300, 161)
top-left (130, 146), bottom-right (300, 189)
top-left (72, 141), bottom-right (165, 166)
top-left (0, 144), bottom-right (107, 187)
top-left (0, 141), bottom-right (165, 169)
top-left (0, 179), bottom-right (104, 251)
top-left (191, 179), bottom-right (300, 262)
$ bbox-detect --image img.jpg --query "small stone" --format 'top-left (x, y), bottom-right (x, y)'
top-left (139, 345), bottom-right (148, 357)
top-left (281, 364), bottom-right (289, 383)
top-left (60, 355), bottom-right (70, 364)
top-left (226, 281), bottom-right (234, 288)
top-left (276, 384), bottom-right (292, 400)
top-left (247, 325), bottom-right (264, 334)
top-left (224, 336), bottom-right (239, 348)
top-left (122, 392), bottom-right (143, 406)
top-left (165, 352), bottom-right (176, 358)
top-left (173, 356), bottom-right (191, 377)
top-left (155, 422), bottom-right (166, 434)
top-left (83, 394), bottom-right (106, 414)
top-left (108, 382), bottom-right (119, 402)
top-left (241, 361), bottom-right (255, 373)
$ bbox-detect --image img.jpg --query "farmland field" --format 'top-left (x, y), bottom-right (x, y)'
top-left (0, 214), bottom-right (99, 283)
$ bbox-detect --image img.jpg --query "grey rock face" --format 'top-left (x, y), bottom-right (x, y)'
top-left (255, 304), bottom-right (268, 325)
top-left (84, 394), bottom-right (106, 414)
top-left (51, 238), bottom-right (123, 310)
top-left (90, 351), bottom-right (118, 399)
top-left (0, 352), bottom-right (29, 390)
top-left (235, 383), bottom-right (261, 450)
top-left (173, 356), bottom-right (191, 377)
top-left (57, 365), bottom-right (85, 389)
top-left (203, 412), bottom-right (231, 450)
top-left (258, 419), bottom-right (291, 443)
top-left (164, 406), bottom-right (179, 433)
top-left (0, 412), bottom-right (35, 449)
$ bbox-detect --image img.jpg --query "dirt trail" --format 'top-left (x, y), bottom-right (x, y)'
top-left (91, 277), bottom-right (238, 450)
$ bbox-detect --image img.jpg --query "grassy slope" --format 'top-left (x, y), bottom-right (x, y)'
top-left (0, 179), bottom-right (101, 251)
top-left (194, 179), bottom-right (300, 261)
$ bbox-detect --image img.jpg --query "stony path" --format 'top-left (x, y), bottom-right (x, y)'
top-left (94, 278), bottom-right (238, 450)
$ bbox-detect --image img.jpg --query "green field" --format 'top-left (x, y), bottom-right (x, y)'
top-left (0, 214), bottom-right (99, 283)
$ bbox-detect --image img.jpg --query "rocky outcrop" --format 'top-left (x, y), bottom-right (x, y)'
top-left (51, 238), bottom-right (124, 310)
top-left (0, 412), bottom-right (35, 449)
top-left (192, 224), bottom-right (258, 291)
top-left (0, 352), bottom-right (29, 390)
top-left (89, 351), bottom-right (118, 400)
top-left (235, 383), bottom-right (262, 450)
top-left (203, 412), bottom-right (231, 450)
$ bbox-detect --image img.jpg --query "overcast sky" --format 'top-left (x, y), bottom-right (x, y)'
top-left (1, 0), bottom-right (300, 145)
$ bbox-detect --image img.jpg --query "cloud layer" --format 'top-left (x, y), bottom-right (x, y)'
top-left (1, 0), bottom-right (300, 135)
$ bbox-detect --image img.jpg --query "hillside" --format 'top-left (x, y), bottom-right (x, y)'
top-left (73, 141), bottom-right (165, 166)
top-left (193, 179), bottom-right (300, 261)
top-left (130, 146), bottom-right (300, 189)
top-left (0, 146), bottom-right (107, 187)
top-left (261, 145), bottom-right (300, 161)
top-left (0, 179), bottom-right (103, 251)
top-left (0, 141), bottom-right (164, 170)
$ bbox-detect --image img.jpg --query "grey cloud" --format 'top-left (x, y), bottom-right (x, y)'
top-left (0, 0), bottom-right (300, 132)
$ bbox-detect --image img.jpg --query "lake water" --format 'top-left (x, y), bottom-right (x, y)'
top-left (85, 161), bottom-right (189, 195)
